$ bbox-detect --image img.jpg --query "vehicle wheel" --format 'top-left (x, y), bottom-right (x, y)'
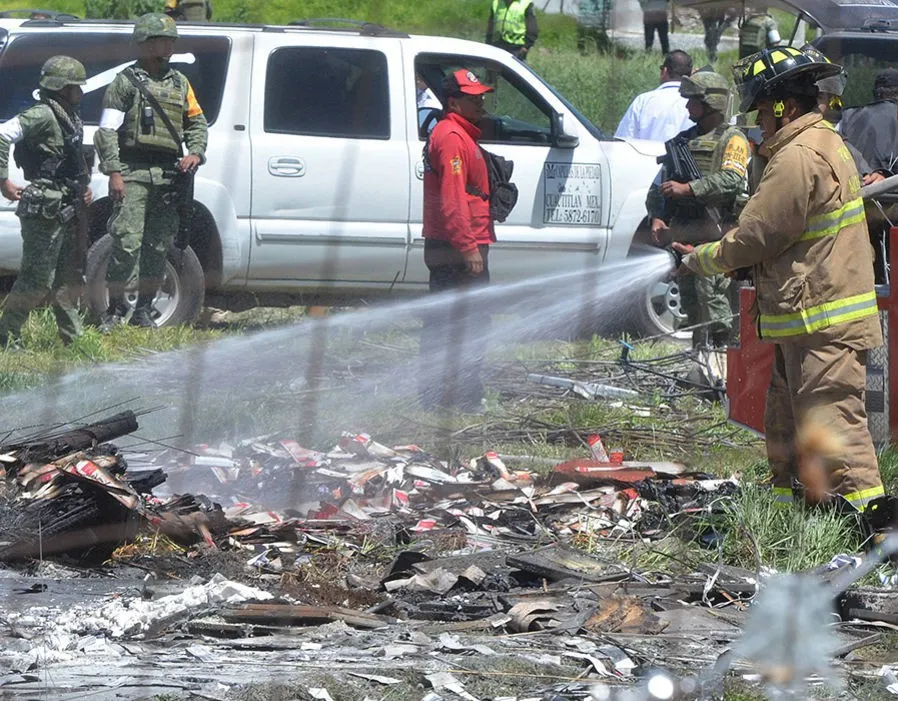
top-left (85, 234), bottom-right (205, 327)
top-left (633, 273), bottom-right (690, 340)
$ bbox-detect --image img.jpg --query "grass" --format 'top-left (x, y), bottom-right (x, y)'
top-left (0, 307), bottom-right (223, 393)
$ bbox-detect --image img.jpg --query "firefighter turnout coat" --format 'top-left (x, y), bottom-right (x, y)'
top-left (685, 112), bottom-right (880, 347)
top-left (684, 111), bottom-right (885, 510)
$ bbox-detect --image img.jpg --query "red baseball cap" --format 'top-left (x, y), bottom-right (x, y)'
top-left (441, 69), bottom-right (494, 97)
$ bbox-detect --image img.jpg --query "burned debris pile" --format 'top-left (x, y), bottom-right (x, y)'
top-left (0, 411), bottom-right (737, 570)
top-left (0, 412), bottom-right (895, 700)
top-left (0, 411), bottom-right (220, 565)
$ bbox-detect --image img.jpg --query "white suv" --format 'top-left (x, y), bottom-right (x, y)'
top-left (0, 17), bottom-right (674, 333)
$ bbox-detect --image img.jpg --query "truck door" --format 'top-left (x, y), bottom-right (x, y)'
top-left (248, 34), bottom-right (410, 285)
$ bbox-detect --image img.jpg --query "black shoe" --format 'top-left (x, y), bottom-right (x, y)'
top-left (99, 309), bottom-right (126, 334)
top-left (99, 297), bottom-right (129, 334)
top-left (129, 306), bottom-right (156, 328)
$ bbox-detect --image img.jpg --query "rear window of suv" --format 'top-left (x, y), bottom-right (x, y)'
top-left (0, 32), bottom-right (229, 124)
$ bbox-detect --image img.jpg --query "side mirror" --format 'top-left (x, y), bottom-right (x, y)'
top-left (552, 112), bottom-right (579, 149)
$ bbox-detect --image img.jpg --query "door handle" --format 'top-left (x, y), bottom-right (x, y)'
top-left (268, 156), bottom-right (306, 177)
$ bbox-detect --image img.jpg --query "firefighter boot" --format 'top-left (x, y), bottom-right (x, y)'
top-left (99, 297), bottom-right (129, 334)
top-left (863, 495), bottom-right (898, 562)
top-left (129, 294), bottom-right (157, 328)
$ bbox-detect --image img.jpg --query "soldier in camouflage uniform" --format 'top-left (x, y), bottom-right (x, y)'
top-left (739, 11), bottom-right (780, 59)
top-left (647, 71), bottom-right (750, 347)
top-left (0, 56), bottom-right (92, 348)
top-left (164, 0), bottom-right (212, 22)
top-left (95, 13), bottom-right (208, 330)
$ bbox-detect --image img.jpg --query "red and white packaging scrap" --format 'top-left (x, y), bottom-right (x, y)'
top-left (587, 435), bottom-right (610, 462)
top-left (145, 433), bottom-right (738, 552)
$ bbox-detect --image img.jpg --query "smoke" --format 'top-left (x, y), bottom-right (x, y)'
top-left (1, 250), bottom-right (673, 500)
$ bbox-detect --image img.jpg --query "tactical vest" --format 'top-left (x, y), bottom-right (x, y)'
top-left (687, 126), bottom-right (724, 176)
top-left (691, 124), bottom-right (748, 210)
top-left (13, 104), bottom-right (84, 186)
top-left (178, 0), bottom-right (209, 21)
top-left (118, 69), bottom-right (186, 155)
top-left (672, 124), bottom-right (747, 234)
top-left (492, 0), bottom-right (532, 46)
top-left (739, 14), bottom-right (774, 58)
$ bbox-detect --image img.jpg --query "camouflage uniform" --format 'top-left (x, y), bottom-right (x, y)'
top-left (94, 13), bottom-right (207, 327)
top-left (646, 72), bottom-right (750, 347)
top-left (164, 0), bottom-right (212, 22)
top-left (0, 56), bottom-right (89, 347)
top-left (739, 12), bottom-right (780, 59)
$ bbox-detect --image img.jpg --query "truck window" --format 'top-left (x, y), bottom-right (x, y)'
top-left (0, 33), bottom-right (230, 124)
top-left (264, 47), bottom-right (390, 140)
top-left (415, 55), bottom-right (552, 145)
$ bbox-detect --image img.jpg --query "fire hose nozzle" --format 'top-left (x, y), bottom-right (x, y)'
top-left (666, 246), bottom-right (684, 270)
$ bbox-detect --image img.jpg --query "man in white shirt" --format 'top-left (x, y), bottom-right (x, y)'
top-left (615, 50), bottom-right (694, 142)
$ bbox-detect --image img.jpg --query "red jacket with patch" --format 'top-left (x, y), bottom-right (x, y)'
top-left (423, 112), bottom-right (495, 253)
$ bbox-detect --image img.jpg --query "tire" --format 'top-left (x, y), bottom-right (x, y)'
top-left (633, 272), bottom-right (690, 339)
top-left (85, 234), bottom-right (205, 327)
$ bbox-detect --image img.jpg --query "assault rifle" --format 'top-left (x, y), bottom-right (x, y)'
top-left (657, 134), bottom-right (722, 233)
top-left (58, 138), bottom-right (94, 286)
top-left (172, 168), bottom-right (194, 257)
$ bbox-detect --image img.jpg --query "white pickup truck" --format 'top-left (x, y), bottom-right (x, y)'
top-left (0, 17), bottom-right (674, 333)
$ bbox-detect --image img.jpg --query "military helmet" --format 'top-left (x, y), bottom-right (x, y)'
top-left (39, 55), bottom-right (86, 91)
top-left (679, 70), bottom-right (731, 113)
top-left (133, 12), bottom-right (179, 43)
top-left (737, 45), bottom-right (842, 113)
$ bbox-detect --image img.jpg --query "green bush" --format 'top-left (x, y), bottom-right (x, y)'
top-left (83, 0), bottom-right (157, 19)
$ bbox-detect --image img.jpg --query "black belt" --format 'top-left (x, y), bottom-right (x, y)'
top-left (119, 148), bottom-right (180, 166)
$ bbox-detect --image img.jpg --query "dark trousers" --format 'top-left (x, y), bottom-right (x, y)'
top-left (643, 16), bottom-right (669, 54)
top-left (491, 40), bottom-right (528, 61)
top-left (419, 239), bottom-right (491, 411)
top-left (701, 14), bottom-right (731, 62)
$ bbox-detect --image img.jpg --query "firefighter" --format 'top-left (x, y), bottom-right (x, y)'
top-left (418, 69), bottom-right (495, 412)
top-left (675, 46), bottom-right (886, 511)
top-left (647, 70), bottom-right (749, 348)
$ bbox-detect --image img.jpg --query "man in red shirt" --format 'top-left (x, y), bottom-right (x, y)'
top-left (419, 68), bottom-right (496, 412)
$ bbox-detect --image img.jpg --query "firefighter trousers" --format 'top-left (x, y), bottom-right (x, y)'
top-left (764, 341), bottom-right (885, 511)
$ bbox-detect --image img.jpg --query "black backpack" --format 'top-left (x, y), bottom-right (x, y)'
top-left (423, 132), bottom-right (519, 223)
top-left (468, 146), bottom-right (519, 223)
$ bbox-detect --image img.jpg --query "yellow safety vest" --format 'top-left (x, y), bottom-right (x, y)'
top-left (492, 0), bottom-right (532, 46)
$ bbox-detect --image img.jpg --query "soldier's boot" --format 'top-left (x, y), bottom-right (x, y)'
top-left (0, 332), bottom-right (23, 352)
top-left (129, 295), bottom-right (157, 328)
top-left (99, 298), bottom-right (129, 334)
